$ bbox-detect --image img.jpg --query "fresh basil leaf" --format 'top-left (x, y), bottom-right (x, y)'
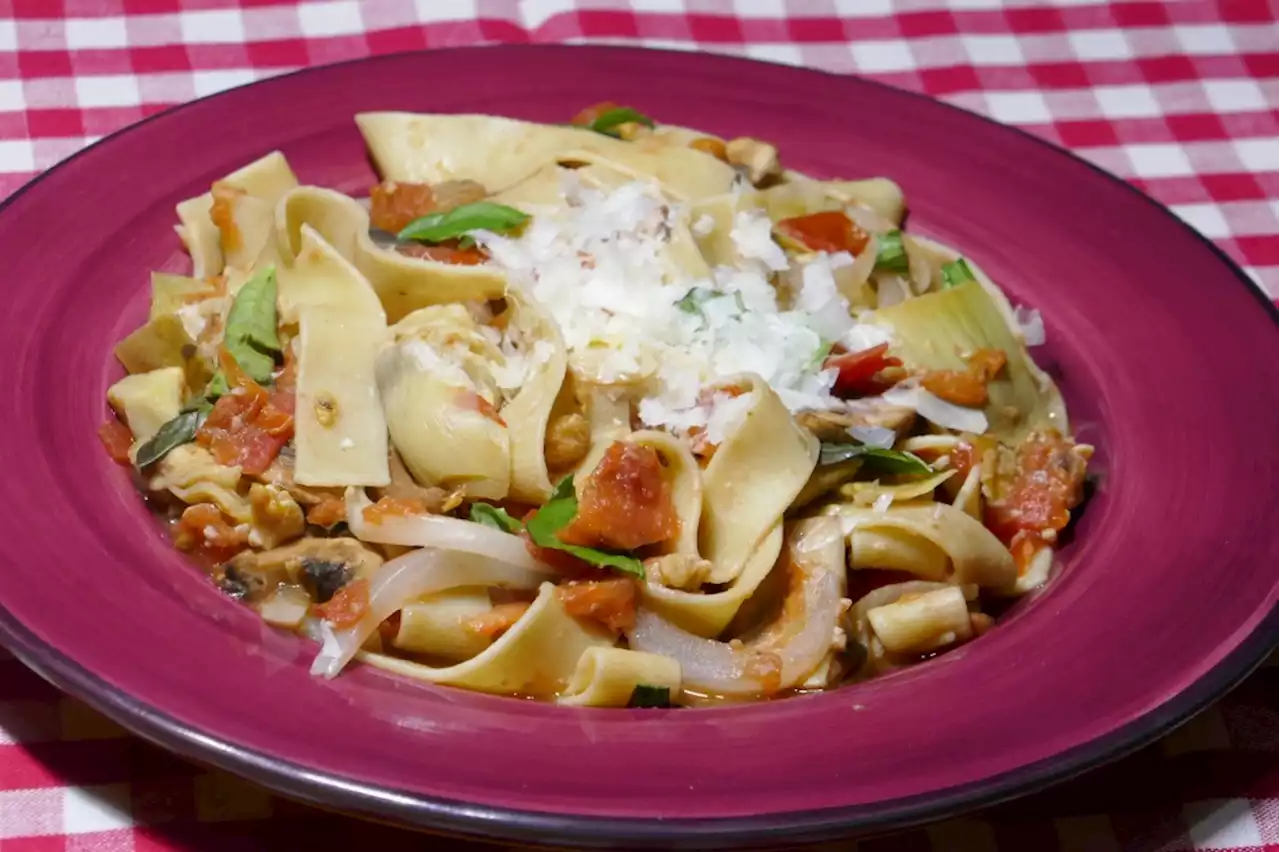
top-left (940, 258), bottom-right (976, 289)
top-left (469, 503), bottom-right (523, 534)
top-left (525, 478), bottom-right (645, 578)
top-left (627, 684), bottom-right (672, 709)
top-left (134, 404), bottom-right (211, 469)
top-left (818, 442), bottom-right (931, 475)
top-left (589, 107), bottom-right (656, 138)
top-left (676, 287), bottom-right (714, 314)
top-left (398, 201), bottom-right (529, 244)
top-left (205, 371), bottom-right (229, 400)
top-left (874, 230), bottom-right (908, 274)
top-left (222, 265), bottom-right (280, 383)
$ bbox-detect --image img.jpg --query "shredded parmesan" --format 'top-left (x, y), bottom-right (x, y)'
top-left (477, 181), bottom-right (882, 432)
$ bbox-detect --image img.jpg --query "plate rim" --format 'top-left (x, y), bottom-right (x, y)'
top-left (0, 44), bottom-right (1274, 848)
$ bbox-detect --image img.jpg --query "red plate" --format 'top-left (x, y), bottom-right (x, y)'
top-left (0, 47), bottom-right (1273, 849)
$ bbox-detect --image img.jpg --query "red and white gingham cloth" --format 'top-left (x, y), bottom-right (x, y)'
top-left (0, 1), bottom-right (1275, 849)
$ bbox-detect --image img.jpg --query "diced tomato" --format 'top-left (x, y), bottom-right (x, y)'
top-left (209, 183), bottom-right (245, 253)
top-left (98, 418), bottom-right (134, 465)
top-left (455, 390), bottom-right (506, 426)
top-left (370, 181), bottom-right (438, 234)
top-left (984, 430), bottom-right (1088, 546)
top-left (948, 438), bottom-right (991, 481)
top-left (556, 579), bottom-right (639, 633)
top-left (570, 101), bottom-right (621, 127)
top-left (196, 349), bottom-right (294, 476)
top-left (775, 211), bottom-right (870, 256)
top-left (464, 602), bottom-right (531, 639)
top-left (306, 497), bottom-right (348, 529)
top-left (172, 503), bottom-right (248, 565)
top-left (689, 137), bottom-right (728, 161)
top-left (921, 369), bottom-right (989, 407)
top-left (824, 343), bottom-right (903, 398)
top-left (967, 348), bottom-right (1007, 381)
top-left (558, 442), bottom-right (678, 552)
top-left (314, 577), bottom-right (370, 629)
top-left (1009, 530), bottom-right (1040, 576)
top-left (362, 496), bottom-right (430, 525)
top-left (395, 241), bottom-right (488, 266)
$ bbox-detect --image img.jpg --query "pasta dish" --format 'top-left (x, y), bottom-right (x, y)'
top-left (98, 104), bottom-right (1091, 707)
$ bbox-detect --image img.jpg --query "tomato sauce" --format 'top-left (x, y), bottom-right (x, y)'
top-left (985, 430), bottom-right (1088, 545)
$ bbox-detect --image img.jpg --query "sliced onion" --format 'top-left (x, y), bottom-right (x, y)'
top-left (309, 547), bottom-right (548, 679)
top-left (881, 385), bottom-right (989, 435)
top-left (345, 488), bottom-right (550, 573)
top-left (1014, 305), bottom-right (1046, 346)
top-left (917, 389), bottom-right (988, 434)
top-left (628, 517), bottom-right (846, 698)
top-left (847, 424), bottom-right (896, 449)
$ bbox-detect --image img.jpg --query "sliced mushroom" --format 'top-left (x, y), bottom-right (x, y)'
top-left (218, 537), bottom-right (383, 604)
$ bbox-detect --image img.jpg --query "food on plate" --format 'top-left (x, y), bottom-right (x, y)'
top-left (100, 104), bottom-right (1091, 707)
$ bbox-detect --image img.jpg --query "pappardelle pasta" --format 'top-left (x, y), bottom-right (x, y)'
top-left (99, 103), bottom-right (1091, 707)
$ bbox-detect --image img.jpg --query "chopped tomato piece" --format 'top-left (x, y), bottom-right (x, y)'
top-left (570, 101), bottom-right (621, 127)
top-left (558, 441), bottom-right (678, 552)
top-left (209, 183), bottom-right (245, 253)
top-left (824, 343), bottom-right (903, 398)
top-left (921, 369), bottom-right (989, 407)
top-left (967, 348), bottom-right (1007, 381)
top-left (985, 430), bottom-right (1088, 546)
top-left (689, 137), bottom-right (728, 161)
top-left (455, 390), bottom-right (506, 426)
top-left (556, 579), bottom-right (638, 633)
top-left (370, 181), bottom-right (438, 234)
top-left (395, 241), bottom-right (488, 266)
top-left (98, 418), bottom-right (134, 465)
top-left (1009, 530), bottom-right (1041, 576)
top-left (306, 497), bottom-right (348, 529)
top-left (775, 211), bottom-right (870, 256)
top-left (172, 503), bottom-right (248, 565)
top-left (362, 496), bottom-right (430, 525)
top-left (464, 602), bottom-right (531, 639)
top-left (314, 577), bottom-right (370, 629)
top-left (196, 350), bottom-right (294, 476)
top-left (948, 438), bottom-right (994, 481)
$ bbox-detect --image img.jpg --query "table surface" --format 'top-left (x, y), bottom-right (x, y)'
top-left (0, 1), bottom-right (1275, 850)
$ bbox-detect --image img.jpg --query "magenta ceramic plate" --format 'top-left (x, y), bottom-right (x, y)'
top-left (0, 46), bottom-right (1274, 849)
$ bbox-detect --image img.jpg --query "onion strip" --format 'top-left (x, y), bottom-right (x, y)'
top-left (310, 547), bottom-right (548, 679)
top-left (344, 487), bottom-right (550, 573)
top-left (628, 517), bottom-right (846, 698)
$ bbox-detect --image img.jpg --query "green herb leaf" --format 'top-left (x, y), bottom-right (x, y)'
top-left (589, 107), bottom-right (656, 138)
top-left (940, 258), bottom-right (976, 289)
top-left (627, 684), bottom-right (673, 709)
top-left (398, 202), bottom-right (529, 244)
top-left (469, 503), bottom-right (524, 534)
top-left (222, 265), bottom-right (280, 383)
top-left (525, 477), bottom-right (645, 578)
top-left (874, 230), bottom-right (909, 274)
top-left (818, 442), bottom-right (932, 475)
top-left (675, 287), bottom-right (714, 314)
top-left (205, 371), bottom-right (229, 400)
top-left (134, 404), bottom-right (211, 469)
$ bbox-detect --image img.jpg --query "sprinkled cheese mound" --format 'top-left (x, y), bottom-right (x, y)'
top-left (478, 177), bottom-right (887, 433)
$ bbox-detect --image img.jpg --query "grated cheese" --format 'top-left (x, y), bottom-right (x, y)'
top-left (477, 180), bottom-right (892, 434)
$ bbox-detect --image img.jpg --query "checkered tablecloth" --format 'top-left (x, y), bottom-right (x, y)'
top-left (0, 1), bottom-right (1275, 849)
